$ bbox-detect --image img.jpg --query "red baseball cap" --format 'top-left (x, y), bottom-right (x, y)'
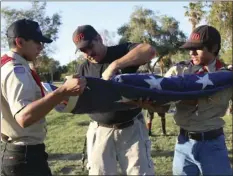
top-left (72, 25), bottom-right (98, 53)
top-left (180, 25), bottom-right (221, 50)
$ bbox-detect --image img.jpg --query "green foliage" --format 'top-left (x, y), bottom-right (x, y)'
top-left (207, 2), bottom-right (232, 51)
top-left (1, 1), bottom-right (63, 81)
top-left (117, 6), bottom-right (187, 66)
top-left (184, 2), bottom-right (206, 31)
top-left (220, 49), bottom-right (232, 65)
top-left (35, 56), bottom-right (60, 82)
top-left (45, 110), bottom-right (232, 175)
top-left (1, 1), bottom-right (62, 56)
top-left (171, 50), bottom-right (190, 64)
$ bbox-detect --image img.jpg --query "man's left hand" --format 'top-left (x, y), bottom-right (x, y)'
top-left (102, 64), bottom-right (118, 80)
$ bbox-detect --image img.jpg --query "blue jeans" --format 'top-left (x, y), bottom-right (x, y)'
top-left (173, 134), bottom-right (232, 175)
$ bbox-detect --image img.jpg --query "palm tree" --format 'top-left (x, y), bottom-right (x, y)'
top-left (184, 2), bottom-right (206, 31)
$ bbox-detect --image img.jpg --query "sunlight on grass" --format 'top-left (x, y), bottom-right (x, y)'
top-left (45, 110), bottom-right (232, 175)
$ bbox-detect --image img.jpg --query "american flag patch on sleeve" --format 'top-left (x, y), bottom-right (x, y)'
top-left (14, 66), bottom-right (25, 73)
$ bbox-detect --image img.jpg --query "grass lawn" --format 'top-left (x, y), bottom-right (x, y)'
top-left (45, 110), bottom-right (232, 175)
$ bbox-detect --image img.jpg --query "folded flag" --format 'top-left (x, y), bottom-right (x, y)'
top-left (41, 71), bottom-right (233, 114)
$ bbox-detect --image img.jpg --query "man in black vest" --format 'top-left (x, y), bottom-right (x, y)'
top-left (73, 25), bottom-right (156, 175)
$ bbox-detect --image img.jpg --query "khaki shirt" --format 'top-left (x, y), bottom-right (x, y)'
top-left (164, 59), bottom-right (232, 132)
top-left (1, 51), bottom-right (47, 145)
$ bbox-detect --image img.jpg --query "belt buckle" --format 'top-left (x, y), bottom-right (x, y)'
top-left (188, 131), bottom-right (205, 141)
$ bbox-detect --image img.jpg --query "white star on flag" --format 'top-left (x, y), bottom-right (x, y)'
top-left (144, 76), bottom-right (163, 90)
top-left (115, 96), bottom-right (132, 103)
top-left (195, 74), bottom-right (214, 89)
top-left (116, 76), bottom-right (124, 83)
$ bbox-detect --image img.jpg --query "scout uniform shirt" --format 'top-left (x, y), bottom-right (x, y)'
top-left (164, 59), bottom-right (232, 132)
top-left (1, 51), bottom-right (47, 145)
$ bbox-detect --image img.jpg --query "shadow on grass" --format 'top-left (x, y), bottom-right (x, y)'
top-left (77, 121), bottom-right (90, 126)
top-left (151, 150), bottom-right (174, 157)
top-left (48, 153), bottom-right (83, 161)
top-left (150, 133), bottom-right (178, 137)
top-left (48, 150), bottom-right (233, 161)
top-left (60, 166), bottom-right (74, 174)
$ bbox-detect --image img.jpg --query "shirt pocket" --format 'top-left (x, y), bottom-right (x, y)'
top-left (198, 88), bottom-right (231, 112)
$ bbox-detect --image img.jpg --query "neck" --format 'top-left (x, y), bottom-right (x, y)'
top-left (202, 57), bottom-right (216, 66)
top-left (10, 48), bottom-right (26, 60)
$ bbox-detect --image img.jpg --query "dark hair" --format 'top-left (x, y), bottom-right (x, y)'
top-left (7, 37), bottom-right (29, 49)
top-left (7, 37), bottom-right (16, 48)
top-left (205, 43), bottom-right (220, 56)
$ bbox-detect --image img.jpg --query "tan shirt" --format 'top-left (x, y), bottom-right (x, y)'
top-left (1, 51), bottom-right (47, 145)
top-left (164, 59), bottom-right (232, 132)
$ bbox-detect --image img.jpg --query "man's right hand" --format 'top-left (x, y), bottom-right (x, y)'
top-left (61, 76), bottom-right (87, 96)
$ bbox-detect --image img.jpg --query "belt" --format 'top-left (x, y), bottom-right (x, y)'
top-left (97, 113), bottom-right (142, 129)
top-left (180, 128), bottom-right (224, 141)
top-left (4, 143), bottom-right (45, 153)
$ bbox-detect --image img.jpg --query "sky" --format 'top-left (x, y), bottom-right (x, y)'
top-left (1, 1), bottom-right (207, 66)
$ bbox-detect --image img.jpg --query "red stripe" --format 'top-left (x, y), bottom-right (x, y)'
top-left (30, 69), bottom-right (45, 97)
top-left (1, 55), bottom-right (14, 67)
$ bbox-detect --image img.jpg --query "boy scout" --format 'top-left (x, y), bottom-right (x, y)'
top-left (1, 19), bottom-right (86, 176)
top-left (165, 25), bottom-right (232, 175)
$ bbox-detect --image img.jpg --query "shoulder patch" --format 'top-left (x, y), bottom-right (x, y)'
top-left (14, 66), bottom-right (25, 74)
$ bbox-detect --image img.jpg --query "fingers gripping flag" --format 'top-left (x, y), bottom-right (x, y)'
top-left (42, 71), bottom-right (233, 114)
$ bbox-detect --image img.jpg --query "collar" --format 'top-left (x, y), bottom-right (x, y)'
top-left (6, 50), bottom-right (30, 67)
top-left (191, 58), bottom-right (221, 73)
top-left (204, 59), bottom-right (217, 72)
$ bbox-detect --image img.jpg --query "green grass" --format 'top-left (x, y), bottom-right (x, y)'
top-left (45, 110), bottom-right (232, 175)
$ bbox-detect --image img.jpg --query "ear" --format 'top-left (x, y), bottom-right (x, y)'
top-left (15, 37), bottom-right (24, 48)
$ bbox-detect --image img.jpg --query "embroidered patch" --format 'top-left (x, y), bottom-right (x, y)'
top-left (14, 66), bottom-right (25, 73)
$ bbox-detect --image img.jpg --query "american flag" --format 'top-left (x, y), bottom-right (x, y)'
top-left (42, 71), bottom-right (233, 114)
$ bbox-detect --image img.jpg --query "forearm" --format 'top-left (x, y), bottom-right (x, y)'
top-left (15, 87), bottom-right (67, 128)
top-left (112, 43), bottom-right (156, 70)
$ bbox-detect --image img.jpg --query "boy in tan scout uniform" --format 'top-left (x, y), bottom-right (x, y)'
top-left (1, 19), bottom-right (87, 176)
top-left (164, 25), bottom-right (232, 175)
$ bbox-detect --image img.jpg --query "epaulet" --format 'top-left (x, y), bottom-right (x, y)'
top-left (13, 63), bottom-right (23, 66)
